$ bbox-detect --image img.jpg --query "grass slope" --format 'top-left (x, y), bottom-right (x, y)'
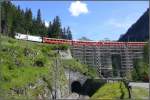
top-left (62, 59), bottom-right (98, 78)
top-left (0, 36), bottom-right (97, 99)
top-left (131, 87), bottom-right (149, 99)
top-left (91, 82), bottom-right (129, 99)
top-left (0, 36), bottom-right (63, 99)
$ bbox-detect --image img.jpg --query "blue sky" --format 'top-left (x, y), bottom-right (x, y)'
top-left (12, 1), bottom-right (149, 41)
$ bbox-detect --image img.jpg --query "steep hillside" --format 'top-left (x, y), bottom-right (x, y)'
top-left (0, 36), bottom-right (97, 99)
top-left (119, 8), bottom-right (149, 41)
top-left (0, 36), bottom-right (67, 99)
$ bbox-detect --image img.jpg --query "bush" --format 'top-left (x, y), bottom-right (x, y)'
top-left (34, 60), bottom-right (44, 67)
top-left (62, 59), bottom-right (98, 78)
top-left (50, 44), bottom-right (69, 50)
top-left (132, 59), bottom-right (149, 81)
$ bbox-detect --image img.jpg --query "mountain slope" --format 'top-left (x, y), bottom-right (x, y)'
top-left (119, 8), bottom-right (149, 42)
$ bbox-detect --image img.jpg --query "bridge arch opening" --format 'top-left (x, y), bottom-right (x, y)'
top-left (71, 81), bottom-right (82, 93)
top-left (111, 54), bottom-right (122, 77)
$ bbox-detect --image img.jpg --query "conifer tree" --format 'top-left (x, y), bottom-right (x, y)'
top-left (67, 27), bottom-right (72, 40)
top-left (48, 21), bottom-right (52, 38)
top-left (37, 9), bottom-right (42, 24)
top-left (24, 8), bottom-right (32, 34)
top-left (51, 16), bottom-right (61, 38)
top-left (0, 1), bottom-right (73, 39)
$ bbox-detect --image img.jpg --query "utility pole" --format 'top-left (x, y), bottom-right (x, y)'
top-left (54, 43), bottom-right (57, 99)
top-left (148, 10), bottom-right (150, 100)
top-left (69, 68), bottom-right (71, 94)
top-left (54, 47), bottom-right (59, 99)
top-left (54, 40), bottom-right (61, 99)
top-left (0, 0), bottom-right (2, 35)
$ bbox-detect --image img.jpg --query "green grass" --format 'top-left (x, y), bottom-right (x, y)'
top-left (0, 36), bottom-right (58, 99)
top-left (0, 36), bottom-right (68, 98)
top-left (0, 36), bottom-right (54, 89)
top-left (91, 82), bottom-right (129, 99)
top-left (62, 59), bottom-right (98, 78)
top-left (131, 87), bottom-right (149, 99)
top-left (0, 35), bottom-right (94, 99)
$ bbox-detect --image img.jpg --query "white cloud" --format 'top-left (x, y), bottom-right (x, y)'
top-left (69, 1), bottom-right (89, 17)
top-left (45, 21), bottom-right (49, 27)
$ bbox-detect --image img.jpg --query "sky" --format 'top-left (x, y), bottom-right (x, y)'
top-left (12, 1), bottom-right (149, 41)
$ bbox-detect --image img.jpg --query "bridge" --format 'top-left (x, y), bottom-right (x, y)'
top-left (18, 34), bottom-right (146, 78)
top-left (71, 41), bottom-right (147, 77)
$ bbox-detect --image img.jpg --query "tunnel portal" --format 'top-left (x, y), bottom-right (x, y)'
top-left (71, 81), bottom-right (82, 94)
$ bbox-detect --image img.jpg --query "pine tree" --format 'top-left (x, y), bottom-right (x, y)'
top-left (14, 6), bottom-right (26, 34)
top-left (37, 9), bottom-right (42, 24)
top-left (62, 27), bottom-right (66, 39)
top-left (1, 1), bottom-right (73, 39)
top-left (34, 9), bottom-right (48, 36)
top-left (11, 19), bottom-right (17, 37)
top-left (40, 21), bottom-right (48, 36)
top-left (66, 27), bottom-right (72, 40)
top-left (1, 1), bottom-right (8, 34)
top-left (31, 18), bottom-right (38, 35)
top-left (7, 1), bottom-right (19, 37)
top-left (1, 1), bottom-right (10, 36)
top-left (51, 16), bottom-right (61, 38)
top-left (68, 31), bottom-right (72, 40)
top-left (24, 8), bottom-right (32, 34)
top-left (48, 21), bottom-right (53, 38)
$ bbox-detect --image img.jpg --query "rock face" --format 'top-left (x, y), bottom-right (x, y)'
top-left (59, 49), bottom-right (72, 59)
top-left (119, 8), bottom-right (149, 42)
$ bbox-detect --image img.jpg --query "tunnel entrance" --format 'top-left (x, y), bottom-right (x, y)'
top-left (111, 54), bottom-right (122, 77)
top-left (71, 81), bottom-right (82, 94)
top-left (70, 79), bottom-right (106, 97)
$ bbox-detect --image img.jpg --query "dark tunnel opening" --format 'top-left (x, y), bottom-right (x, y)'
top-left (71, 81), bottom-right (82, 94)
top-left (70, 79), bottom-right (106, 97)
top-left (81, 79), bottom-right (106, 97)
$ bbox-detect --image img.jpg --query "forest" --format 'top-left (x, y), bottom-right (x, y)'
top-left (1, 1), bottom-right (72, 40)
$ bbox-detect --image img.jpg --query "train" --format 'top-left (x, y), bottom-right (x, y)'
top-left (15, 33), bottom-right (146, 46)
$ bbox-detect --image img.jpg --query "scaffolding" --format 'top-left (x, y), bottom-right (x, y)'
top-left (71, 42), bottom-right (145, 77)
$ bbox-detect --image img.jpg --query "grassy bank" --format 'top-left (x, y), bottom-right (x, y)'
top-left (0, 36), bottom-right (95, 99)
top-left (91, 82), bottom-right (129, 99)
top-left (0, 36), bottom-right (64, 99)
top-left (131, 87), bottom-right (149, 99)
top-left (62, 59), bottom-right (98, 78)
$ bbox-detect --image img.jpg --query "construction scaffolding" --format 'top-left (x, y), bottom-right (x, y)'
top-left (71, 42), bottom-right (145, 78)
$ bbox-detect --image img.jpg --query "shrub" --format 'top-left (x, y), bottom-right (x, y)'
top-left (34, 60), bottom-right (44, 67)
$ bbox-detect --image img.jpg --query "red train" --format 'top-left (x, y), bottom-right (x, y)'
top-left (15, 33), bottom-right (147, 47)
top-left (43, 37), bottom-right (147, 47)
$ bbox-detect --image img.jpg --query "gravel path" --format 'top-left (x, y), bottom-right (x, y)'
top-left (129, 82), bottom-right (149, 89)
top-left (62, 93), bottom-right (89, 99)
